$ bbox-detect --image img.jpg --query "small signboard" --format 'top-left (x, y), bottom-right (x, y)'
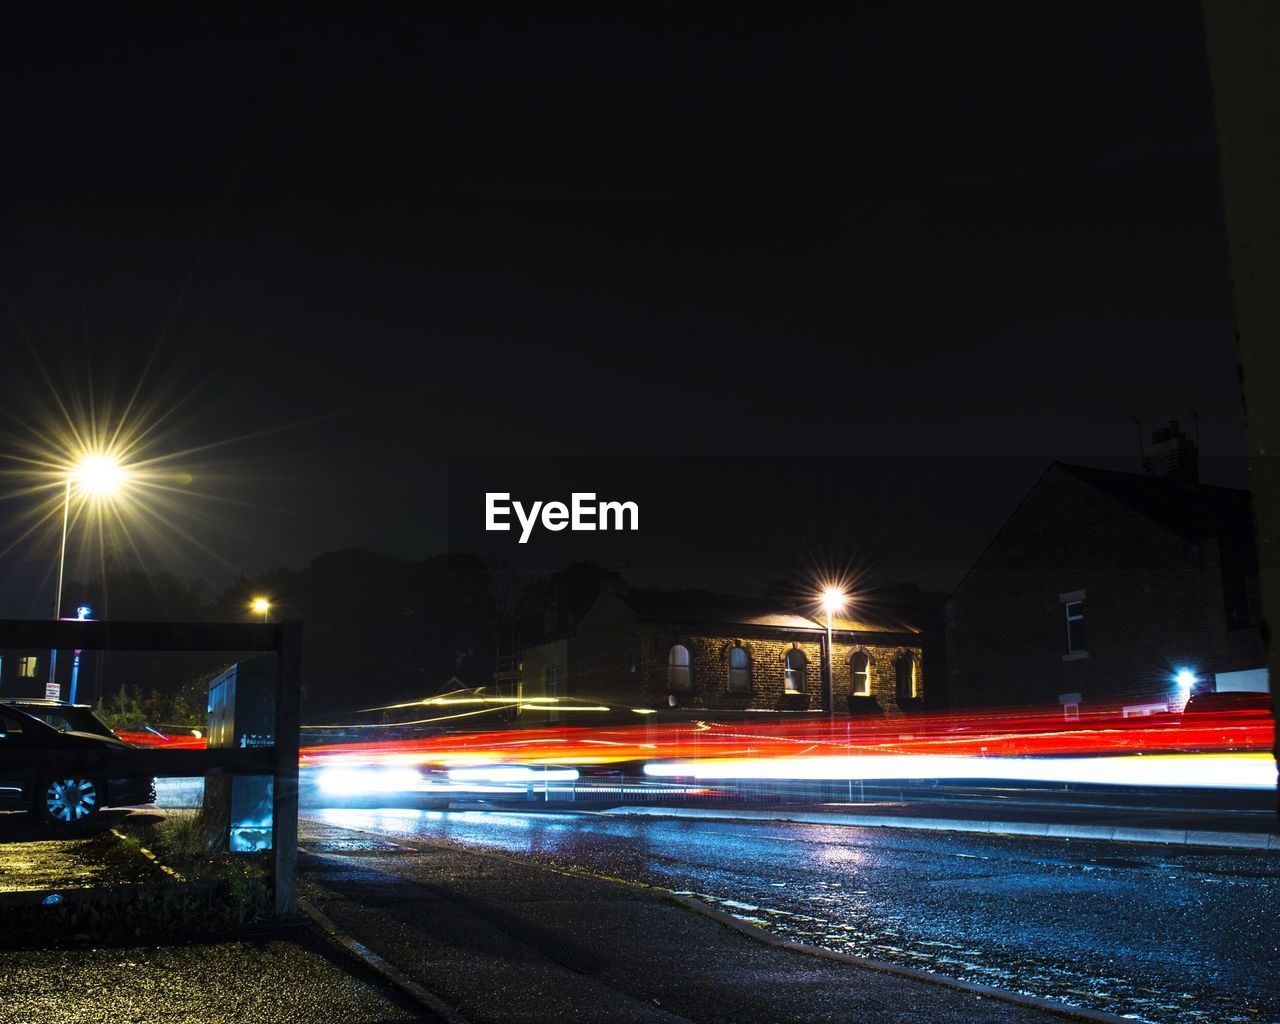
top-left (45, 681), bottom-right (61, 701)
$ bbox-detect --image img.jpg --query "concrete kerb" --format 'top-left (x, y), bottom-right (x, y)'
top-left (303, 818), bottom-right (1146, 1024)
top-left (599, 805), bottom-right (1280, 850)
top-left (299, 896), bottom-right (470, 1024)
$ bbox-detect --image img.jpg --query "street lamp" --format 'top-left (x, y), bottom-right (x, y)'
top-left (251, 596), bottom-right (271, 623)
top-left (821, 587), bottom-right (847, 716)
top-left (50, 454), bottom-right (128, 688)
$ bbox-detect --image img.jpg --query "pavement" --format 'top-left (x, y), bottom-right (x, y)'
top-left (297, 816), bottom-right (1132, 1024)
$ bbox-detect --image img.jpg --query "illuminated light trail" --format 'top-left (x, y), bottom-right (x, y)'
top-left (118, 704), bottom-right (1275, 800)
top-left (642, 753), bottom-right (1277, 789)
top-left (315, 766), bottom-right (428, 796)
top-left (447, 766), bottom-right (580, 784)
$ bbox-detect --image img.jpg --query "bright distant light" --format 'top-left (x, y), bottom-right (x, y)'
top-left (1175, 668), bottom-right (1197, 692)
top-left (821, 587), bottom-right (847, 612)
top-left (72, 454), bottom-right (126, 496)
top-left (251, 597), bottom-right (271, 615)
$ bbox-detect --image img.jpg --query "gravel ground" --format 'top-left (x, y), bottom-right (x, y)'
top-left (0, 928), bottom-right (428, 1024)
top-left (0, 810), bottom-right (165, 894)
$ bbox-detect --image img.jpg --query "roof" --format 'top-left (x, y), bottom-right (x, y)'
top-left (617, 588), bottom-right (921, 635)
top-left (1054, 462), bottom-right (1255, 543)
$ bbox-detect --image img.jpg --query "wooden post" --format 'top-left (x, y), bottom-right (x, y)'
top-left (272, 620), bottom-right (302, 916)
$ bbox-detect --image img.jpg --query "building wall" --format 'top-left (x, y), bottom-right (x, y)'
top-left (520, 637), bottom-right (570, 699)
top-left (947, 467), bottom-right (1267, 711)
top-left (560, 589), bottom-right (641, 706)
top-left (530, 589), bottom-right (925, 713)
top-left (633, 628), bottom-right (922, 714)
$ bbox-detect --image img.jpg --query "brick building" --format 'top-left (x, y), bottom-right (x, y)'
top-left (521, 584), bottom-right (930, 716)
top-left (946, 450), bottom-right (1266, 715)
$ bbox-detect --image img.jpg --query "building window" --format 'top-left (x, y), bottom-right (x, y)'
top-left (1064, 600), bottom-right (1085, 655)
top-left (784, 648), bottom-right (807, 694)
top-left (850, 651), bottom-right (871, 697)
top-left (19, 656), bottom-right (38, 678)
top-left (728, 646), bottom-right (751, 692)
top-left (667, 644), bottom-right (692, 691)
top-left (895, 654), bottom-right (916, 700)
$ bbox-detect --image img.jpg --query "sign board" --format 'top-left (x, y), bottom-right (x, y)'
top-left (45, 681), bottom-right (61, 701)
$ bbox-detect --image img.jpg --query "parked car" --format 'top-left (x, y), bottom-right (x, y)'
top-left (1, 697), bottom-right (120, 739)
top-left (0, 700), bottom-right (156, 826)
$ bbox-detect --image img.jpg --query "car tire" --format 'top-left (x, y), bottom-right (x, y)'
top-left (35, 778), bottom-right (103, 826)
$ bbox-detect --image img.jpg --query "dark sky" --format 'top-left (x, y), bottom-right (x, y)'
top-left (0, 5), bottom-right (1250, 610)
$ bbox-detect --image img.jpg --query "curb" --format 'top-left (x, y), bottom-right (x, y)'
top-left (600, 806), bottom-right (1280, 849)
top-left (300, 896), bottom-right (472, 1024)
top-left (305, 819), bottom-right (1142, 1024)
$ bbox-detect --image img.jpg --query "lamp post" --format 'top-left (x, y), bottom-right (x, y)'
top-left (50, 455), bottom-right (126, 690)
top-left (821, 587), bottom-right (846, 717)
top-left (251, 597), bottom-right (271, 623)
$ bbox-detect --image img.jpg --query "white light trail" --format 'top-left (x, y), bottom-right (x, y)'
top-left (642, 753), bottom-right (1276, 790)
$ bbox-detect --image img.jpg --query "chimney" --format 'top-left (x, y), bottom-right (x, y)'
top-left (1142, 419), bottom-right (1199, 484)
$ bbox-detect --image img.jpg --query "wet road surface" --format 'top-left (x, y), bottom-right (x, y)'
top-left (310, 807), bottom-right (1280, 1024)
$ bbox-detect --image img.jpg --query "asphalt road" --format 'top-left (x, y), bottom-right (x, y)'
top-left (310, 806), bottom-right (1280, 1024)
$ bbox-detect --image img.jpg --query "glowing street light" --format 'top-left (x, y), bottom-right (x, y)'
top-left (251, 596), bottom-right (271, 623)
top-left (820, 587), bottom-right (847, 717)
top-left (50, 453), bottom-right (129, 688)
top-left (822, 588), bottom-right (847, 614)
top-left (73, 454), bottom-right (127, 496)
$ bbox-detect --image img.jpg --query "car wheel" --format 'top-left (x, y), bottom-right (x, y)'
top-left (37, 778), bottom-right (102, 826)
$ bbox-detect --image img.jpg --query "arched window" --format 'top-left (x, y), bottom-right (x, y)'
top-left (784, 648), bottom-right (807, 694)
top-left (895, 653), bottom-right (916, 700)
top-left (668, 644), bottom-right (692, 691)
top-left (728, 646), bottom-right (751, 692)
top-left (850, 651), bottom-right (871, 697)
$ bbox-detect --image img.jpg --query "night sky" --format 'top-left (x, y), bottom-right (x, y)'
top-left (0, 5), bottom-right (1250, 610)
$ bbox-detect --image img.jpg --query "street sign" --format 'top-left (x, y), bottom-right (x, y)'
top-left (45, 681), bottom-right (61, 700)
